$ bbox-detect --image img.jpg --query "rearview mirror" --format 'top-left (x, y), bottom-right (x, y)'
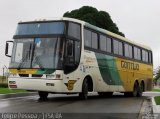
top-left (5, 41), bottom-right (13, 57)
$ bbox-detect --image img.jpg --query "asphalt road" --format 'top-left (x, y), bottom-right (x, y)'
top-left (0, 92), bottom-right (149, 119)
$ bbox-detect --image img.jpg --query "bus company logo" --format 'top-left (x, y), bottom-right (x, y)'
top-left (65, 80), bottom-right (77, 91)
top-left (121, 60), bottom-right (139, 70)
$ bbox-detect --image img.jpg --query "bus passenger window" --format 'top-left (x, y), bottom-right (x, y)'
top-left (113, 40), bottom-right (123, 56)
top-left (91, 32), bottom-right (98, 49)
top-left (100, 35), bottom-right (106, 51)
top-left (142, 50), bottom-right (149, 62)
top-left (134, 47), bottom-right (138, 60)
top-left (113, 40), bottom-right (119, 55)
top-left (149, 52), bottom-right (152, 63)
top-left (128, 45), bottom-right (133, 58)
top-left (68, 22), bottom-right (81, 40)
top-left (125, 43), bottom-right (132, 58)
top-left (124, 43), bottom-right (129, 57)
top-left (145, 51), bottom-right (149, 62)
top-left (84, 29), bottom-right (91, 47)
top-left (106, 37), bottom-right (111, 53)
top-left (119, 42), bottom-right (123, 56)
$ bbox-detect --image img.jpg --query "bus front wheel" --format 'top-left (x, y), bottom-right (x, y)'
top-left (79, 78), bottom-right (88, 100)
top-left (38, 91), bottom-right (48, 101)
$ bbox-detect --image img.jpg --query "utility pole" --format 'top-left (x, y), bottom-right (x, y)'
top-left (2, 67), bottom-right (4, 83)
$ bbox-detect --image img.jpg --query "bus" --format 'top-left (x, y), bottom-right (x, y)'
top-left (5, 17), bottom-right (153, 100)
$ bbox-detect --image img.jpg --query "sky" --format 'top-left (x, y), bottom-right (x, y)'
top-left (0, 0), bottom-right (160, 75)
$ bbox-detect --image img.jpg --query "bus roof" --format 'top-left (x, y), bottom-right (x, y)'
top-left (19, 17), bottom-right (151, 51)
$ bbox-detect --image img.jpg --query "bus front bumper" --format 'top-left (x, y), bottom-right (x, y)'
top-left (8, 77), bottom-right (67, 93)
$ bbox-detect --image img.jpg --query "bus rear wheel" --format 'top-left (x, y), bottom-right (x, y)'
top-left (137, 82), bottom-right (144, 97)
top-left (38, 91), bottom-right (48, 101)
top-left (79, 78), bottom-right (88, 100)
top-left (124, 82), bottom-right (139, 97)
top-left (133, 82), bottom-right (139, 97)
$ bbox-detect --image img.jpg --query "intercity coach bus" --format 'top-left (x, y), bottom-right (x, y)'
top-left (5, 17), bottom-right (153, 100)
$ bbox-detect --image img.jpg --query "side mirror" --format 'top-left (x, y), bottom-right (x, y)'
top-left (5, 41), bottom-right (13, 57)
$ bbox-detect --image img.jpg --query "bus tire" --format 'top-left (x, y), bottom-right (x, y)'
top-left (133, 81), bottom-right (139, 97)
top-left (38, 91), bottom-right (48, 101)
top-left (137, 82), bottom-right (144, 97)
top-left (79, 78), bottom-right (88, 100)
top-left (124, 82), bottom-right (139, 97)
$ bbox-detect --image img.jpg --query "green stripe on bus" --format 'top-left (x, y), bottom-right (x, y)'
top-left (95, 53), bottom-right (122, 85)
top-left (36, 69), bottom-right (55, 74)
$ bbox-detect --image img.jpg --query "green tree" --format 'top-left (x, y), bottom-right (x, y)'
top-left (63, 6), bottom-right (125, 37)
top-left (154, 66), bottom-right (160, 85)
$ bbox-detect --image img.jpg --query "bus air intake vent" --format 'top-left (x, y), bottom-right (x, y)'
top-left (19, 74), bottom-right (29, 77)
top-left (32, 74), bottom-right (43, 77)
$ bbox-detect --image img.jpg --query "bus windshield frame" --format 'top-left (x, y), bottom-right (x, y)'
top-left (9, 21), bottom-right (82, 71)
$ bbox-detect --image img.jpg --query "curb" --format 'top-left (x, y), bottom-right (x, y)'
top-left (138, 99), bottom-right (147, 119)
top-left (151, 97), bottom-right (160, 114)
top-left (0, 92), bottom-right (37, 99)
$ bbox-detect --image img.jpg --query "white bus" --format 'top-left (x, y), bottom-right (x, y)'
top-left (5, 17), bottom-right (153, 100)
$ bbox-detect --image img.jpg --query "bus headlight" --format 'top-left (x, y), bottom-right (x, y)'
top-left (46, 74), bottom-right (55, 79)
top-left (46, 74), bottom-right (62, 80)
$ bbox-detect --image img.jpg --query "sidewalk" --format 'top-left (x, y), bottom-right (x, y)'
top-left (0, 92), bottom-right (37, 99)
top-left (152, 97), bottom-right (160, 114)
top-left (143, 91), bottom-right (160, 97)
top-left (143, 87), bottom-right (160, 116)
top-left (154, 86), bottom-right (160, 89)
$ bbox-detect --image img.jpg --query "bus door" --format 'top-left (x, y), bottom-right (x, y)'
top-left (64, 39), bottom-right (81, 91)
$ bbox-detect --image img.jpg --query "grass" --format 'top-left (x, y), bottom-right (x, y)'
top-left (0, 75), bottom-right (3, 79)
top-left (154, 96), bottom-right (160, 105)
top-left (0, 76), bottom-right (8, 84)
top-left (0, 88), bottom-right (27, 94)
top-left (152, 89), bottom-right (160, 92)
top-left (0, 76), bottom-right (28, 94)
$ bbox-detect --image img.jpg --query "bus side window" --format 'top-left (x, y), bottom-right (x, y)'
top-left (100, 34), bottom-right (107, 51)
top-left (124, 43), bottom-right (132, 58)
top-left (75, 41), bottom-right (80, 64)
top-left (66, 40), bottom-right (74, 57)
top-left (149, 51), bottom-right (152, 63)
top-left (84, 29), bottom-right (91, 47)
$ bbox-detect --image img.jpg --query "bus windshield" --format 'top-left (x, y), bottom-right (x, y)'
top-left (10, 37), bottom-right (64, 69)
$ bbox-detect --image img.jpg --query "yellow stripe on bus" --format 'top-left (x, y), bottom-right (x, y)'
top-left (9, 69), bottom-right (38, 74)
